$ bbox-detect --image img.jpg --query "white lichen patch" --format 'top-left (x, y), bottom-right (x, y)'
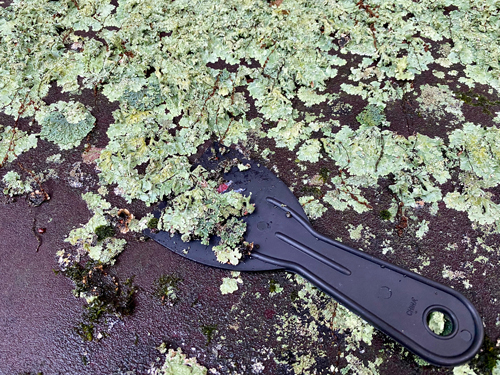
top-left (299, 196), bottom-right (327, 220)
top-left (453, 363), bottom-right (478, 375)
top-left (417, 84), bottom-right (463, 119)
top-left (348, 224), bottom-right (364, 241)
top-left (415, 220), bottom-right (430, 239)
top-left (149, 345), bottom-right (208, 375)
top-left (251, 360), bottom-right (265, 374)
top-left (380, 239), bottom-right (393, 256)
top-left (442, 265), bottom-right (472, 289)
top-left (220, 272), bottom-right (242, 295)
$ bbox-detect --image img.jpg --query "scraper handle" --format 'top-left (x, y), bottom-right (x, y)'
top-left (251, 197), bottom-right (483, 367)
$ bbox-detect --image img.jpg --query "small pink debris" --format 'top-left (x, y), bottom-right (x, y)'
top-left (82, 146), bottom-right (104, 165)
top-left (217, 180), bottom-right (233, 193)
top-left (264, 309), bottom-right (276, 319)
top-left (71, 42), bottom-right (83, 50)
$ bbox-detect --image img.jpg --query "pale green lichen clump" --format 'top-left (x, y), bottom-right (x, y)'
top-left (149, 344), bottom-right (208, 375)
top-left (65, 192), bottom-right (125, 265)
top-left (35, 100), bottom-right (96, 150)
top-left (0, 126), bottom-right (38, 166)
top-left (64, 192), bottom-right (151, 265)
top-left (2, 171), bottom-right (31, 196)
top-left (220, 272), bottom-right (242, 295)
top-left (427, 311), bottom-right (446, 335)
top-left (158, 166), bottom-right (255, 265)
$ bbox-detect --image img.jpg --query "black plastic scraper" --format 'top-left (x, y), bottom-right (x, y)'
top-left (145, 144), bottom-right (483, 367)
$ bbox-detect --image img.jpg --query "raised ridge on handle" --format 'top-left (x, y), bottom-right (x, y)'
top-left (274, 232), bottom-right (351, 276)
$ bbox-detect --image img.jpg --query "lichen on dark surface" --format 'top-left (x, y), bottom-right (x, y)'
top-left (1, 0), bottom-right (500, 373)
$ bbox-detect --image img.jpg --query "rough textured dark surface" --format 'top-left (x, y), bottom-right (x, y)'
top-left (1, 18), bottom-right (500, 375)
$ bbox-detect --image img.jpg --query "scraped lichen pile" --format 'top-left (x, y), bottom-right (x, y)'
top-left (1, 0), bottom-right (500, 372)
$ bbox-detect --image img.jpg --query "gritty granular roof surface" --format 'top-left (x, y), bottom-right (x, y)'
top-left (1, 1), bottom-right (500, 374)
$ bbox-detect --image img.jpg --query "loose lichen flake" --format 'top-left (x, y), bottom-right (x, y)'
top-left (149, 345), bottom-right (208, 375)
top-left (220, 272), bottom-right (242, 295)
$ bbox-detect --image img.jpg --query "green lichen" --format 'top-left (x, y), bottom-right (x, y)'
top-left (321, 126), bottom-right (450, 209)
top-left (356, 105), bottom-right (388, 128)
top-left (348, 224), bottom-right (364, 241)
top-left (297, 87), bottom-right (329, 107)
top-left (95, 225), bottom-right (115, 241)
top-left (453, 364), bottom-right (478, 375)
top-left (1, 170), bottom-right (31, 196)
top-left (427, 311), bottom-right (452, 336)
top-left (122, 82), bottom-right (164, 112)
top-left (1, 169), bottom-right (56, 198)
top-left (153, 274), bottom-right (182, 306)
top-left (297, 139), bottom-right (322, 163)
top-left (269, 279), bottom-right (283, 296)
top-left (201, 324), bottom-right (218, 345)
top-left (147, 217), bottom-right (159, 230)
top-left (0, 126), bottom-right (38, 167)
top-left (444, 124), bottom-right (500, 230)
top-left (299, 195), bottom-right (327, 220)
top-left (379, 210), bottom-right (392, 221)
top-left (46, 153), bottom-right (63, 164)
top-left (159, 167), bottom-right (255, 265)
top-left (65, 193), bottom-right (126, 265)
top-left (415, 220), bottom-right (430, 239)
top-left (220, 272), bottom-right (242, 295)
